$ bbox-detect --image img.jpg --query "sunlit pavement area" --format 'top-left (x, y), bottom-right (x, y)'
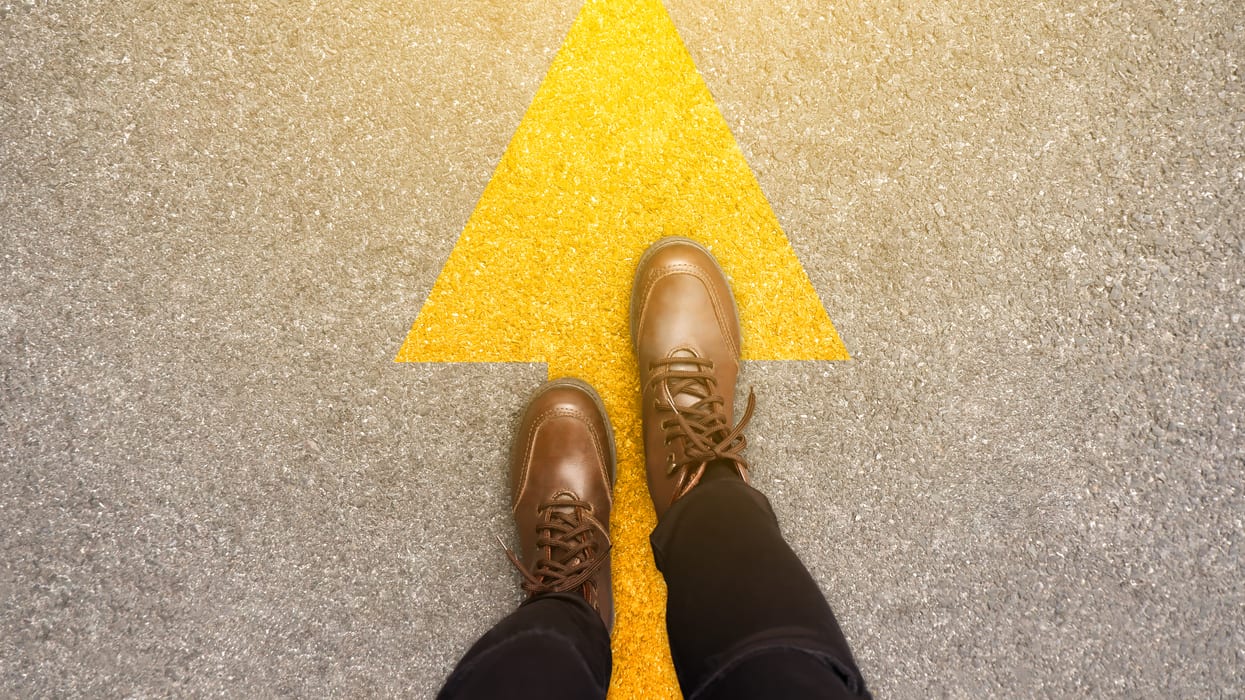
top-left (2, 0), bottom-right (1242, 696)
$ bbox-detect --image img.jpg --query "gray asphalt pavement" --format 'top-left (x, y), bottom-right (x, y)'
top-left (2, 0), bottom-right (1242, 697)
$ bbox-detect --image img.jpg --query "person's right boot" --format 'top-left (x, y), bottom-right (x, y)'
top-left (630, 237), bottom-right (756, 520)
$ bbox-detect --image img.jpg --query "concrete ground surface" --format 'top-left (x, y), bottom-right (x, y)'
top-left (2, 0), bottom-right (1242, 697)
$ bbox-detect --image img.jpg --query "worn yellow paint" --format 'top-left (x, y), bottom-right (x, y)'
top-left (397, 0), bottom-right (848, 695)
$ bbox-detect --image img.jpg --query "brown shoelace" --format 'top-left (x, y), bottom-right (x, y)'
top-left (503, 491), bottom-right (611, 605)
top-left (648, 355), bottom-right (756, 505)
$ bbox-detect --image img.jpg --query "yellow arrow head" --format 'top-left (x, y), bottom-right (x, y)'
top-left (395, 0), bottom-right (848, 369)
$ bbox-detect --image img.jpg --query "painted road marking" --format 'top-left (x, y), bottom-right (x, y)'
top-left (397, 0), bottom-right (849, 696)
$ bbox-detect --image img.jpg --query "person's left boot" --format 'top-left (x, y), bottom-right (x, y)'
top-left (505, 378), bottom-right (616, 631)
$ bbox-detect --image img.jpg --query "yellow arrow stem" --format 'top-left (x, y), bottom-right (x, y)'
top-left (545, 354), bottom-right (679, 698)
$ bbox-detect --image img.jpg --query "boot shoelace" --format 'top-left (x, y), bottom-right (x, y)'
top-left (649, 355), bottom-right (756, 506)
top-left (503, 491), bottom-right (611, 607)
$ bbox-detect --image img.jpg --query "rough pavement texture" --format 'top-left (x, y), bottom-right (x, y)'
top-left (2, 0), bottom-right (1242, 697)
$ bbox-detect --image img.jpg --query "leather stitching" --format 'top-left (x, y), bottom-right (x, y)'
top-left (635, 262), bottom-right (740, 358)
top-left (513, 406), bottom-right (614, 511)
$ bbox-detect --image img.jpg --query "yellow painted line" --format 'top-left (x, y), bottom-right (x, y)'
top-left (397, 0), bottom-right (848, 696)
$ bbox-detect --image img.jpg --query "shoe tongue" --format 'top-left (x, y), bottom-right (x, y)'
top-left (666, 348), bottom-right (705, 410)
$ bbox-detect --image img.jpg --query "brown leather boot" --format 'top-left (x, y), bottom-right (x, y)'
top-left (630, 237), bottom-right (756, 520)
top-left (505, 378), bottom-right (616, 630)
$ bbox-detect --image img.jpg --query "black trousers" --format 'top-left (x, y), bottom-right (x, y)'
top-left (438, 477), bottom-right (871, 699)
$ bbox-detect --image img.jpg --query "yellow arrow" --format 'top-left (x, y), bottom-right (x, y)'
top-left (397, 0), bottom-right (848, 696)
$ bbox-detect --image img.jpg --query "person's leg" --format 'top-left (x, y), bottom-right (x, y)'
top-left (438, 379), bottom-right (617, 700)
top-left (696, 646), bottom-right (865, 700)
top-left (438, 593), bottom-right (610, 700)
top-left (651, 471), bottom-right (870, 699)
top-left (631, 237), bottom-right (871, 699)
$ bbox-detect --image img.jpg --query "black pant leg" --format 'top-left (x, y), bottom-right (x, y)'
top-left (437, 593), bottom-right (611, 700)
top-left (650, 477), bottom-right (871, 699)
top-left (698, 649), bottom-right (866, 700)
